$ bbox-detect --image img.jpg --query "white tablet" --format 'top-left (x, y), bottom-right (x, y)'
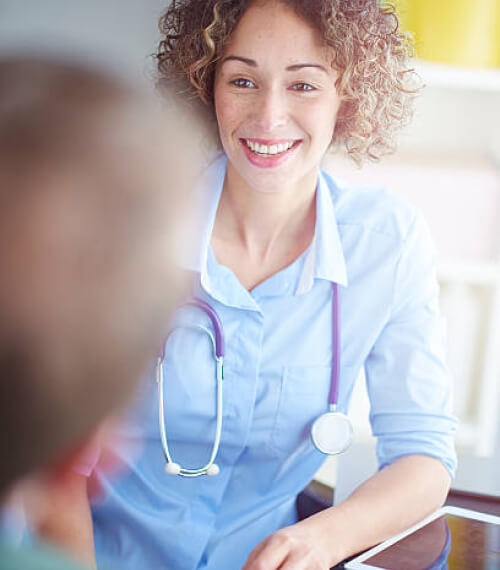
top-left (345, 505), bottom-right (500, 570)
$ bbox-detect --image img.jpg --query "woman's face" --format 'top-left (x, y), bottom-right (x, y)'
top-left (214, 0), bottom-right (341, 193)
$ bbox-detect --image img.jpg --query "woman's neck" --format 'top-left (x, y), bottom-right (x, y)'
top-left (212, 162), bottom-right (318, 265)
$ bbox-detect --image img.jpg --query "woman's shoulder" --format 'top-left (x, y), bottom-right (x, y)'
top-left (322, 169), bottom-right (420, 244)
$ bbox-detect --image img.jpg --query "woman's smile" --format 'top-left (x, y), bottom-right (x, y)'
top-left (239, 137), bottom-right (303, 169)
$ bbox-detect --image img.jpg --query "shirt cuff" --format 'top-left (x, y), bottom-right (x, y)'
top-left (371, 413), bottom-right (458, 478)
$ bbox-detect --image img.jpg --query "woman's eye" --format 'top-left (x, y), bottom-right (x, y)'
top-left (291, 82), bottom-right (316, 92)
top-left (231, 78), bottom-right (256, 88)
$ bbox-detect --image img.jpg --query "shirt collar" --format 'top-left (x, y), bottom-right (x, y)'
top-left (181, 154), bottom-right (348, 299)
top-left (180, 153), bottom-right (226, 275)
top-left (181, 154), bottom-right (259, 309)
top-left (296, 170), bottom-right (348, 293)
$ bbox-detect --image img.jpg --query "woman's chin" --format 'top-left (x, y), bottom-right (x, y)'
top-left (225, 153), bottom-right (307, 193)
top-left (240, 168), bottom-right (302, 194)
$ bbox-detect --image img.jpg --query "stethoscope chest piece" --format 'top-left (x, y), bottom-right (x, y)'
top-left (311, 411), bottom-right (353, 455)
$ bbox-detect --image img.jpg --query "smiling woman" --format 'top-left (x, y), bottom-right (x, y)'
top-left (89, 2), bottom-right (457, 570)
top-left (158, 0), bottom-right (420, 164)
top-left (212, 2), bottom-right (342, 201)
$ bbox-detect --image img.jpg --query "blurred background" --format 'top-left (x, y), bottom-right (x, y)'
top-left (0, 0), bottom-right (498, 499)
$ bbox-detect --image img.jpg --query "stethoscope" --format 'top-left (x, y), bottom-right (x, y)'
top-left (156, 283), bottom-right (353, 478)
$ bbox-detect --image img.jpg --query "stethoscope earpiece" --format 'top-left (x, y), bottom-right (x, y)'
top-left (165, 462), bottom-right (181, 476)
top-left (206, 463), bottom-right (220, 477)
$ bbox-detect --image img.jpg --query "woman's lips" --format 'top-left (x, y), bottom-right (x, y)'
top-left (239, 138), bottom-right (302, 169)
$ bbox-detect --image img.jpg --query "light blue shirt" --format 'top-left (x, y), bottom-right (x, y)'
top-left (92, 154), bottom-right (457, 570)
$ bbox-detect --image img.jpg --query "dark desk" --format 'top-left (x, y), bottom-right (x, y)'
top-left (444, 488), bottom-right (500, 516)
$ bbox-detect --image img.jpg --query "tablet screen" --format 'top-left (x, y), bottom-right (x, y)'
top-left (361, 513), bottom-right (499, 570)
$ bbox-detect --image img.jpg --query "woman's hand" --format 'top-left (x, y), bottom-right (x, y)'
top-left (242, 455), bottom-right (450, 570)
top-left (242, 517), bottom-right (336, 570)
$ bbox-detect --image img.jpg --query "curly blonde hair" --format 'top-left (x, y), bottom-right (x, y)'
top-left (157, 0), bottom-right (421, 164)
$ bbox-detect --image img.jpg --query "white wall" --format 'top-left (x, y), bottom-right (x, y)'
top-left (0, 0), bottom-right (168, 83)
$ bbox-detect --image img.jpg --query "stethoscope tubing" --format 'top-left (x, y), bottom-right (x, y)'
top-left (329, 282), bottom-right (340, 411)
top-left (157, 346), bottom-right (223, 477)
top-left (184, 299), bottom-right (225, 358)
top-left (157, 298), bottom-right (225, 477)
top-left (158, 282), bottom-right (349, 476)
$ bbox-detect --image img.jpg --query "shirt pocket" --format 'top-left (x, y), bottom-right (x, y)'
top-left (268, 364), bottom-right (359, 456)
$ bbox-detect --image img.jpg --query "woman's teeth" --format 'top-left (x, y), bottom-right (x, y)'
top-left (243, 139), bottom-right (296, 156)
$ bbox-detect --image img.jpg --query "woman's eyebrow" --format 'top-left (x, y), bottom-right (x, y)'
top-left (286, 63), bottom-right (328, 73)
top-left (220, 56), bottom-right (328, 74)
top-left (221, 55), bottom-right (257, 67)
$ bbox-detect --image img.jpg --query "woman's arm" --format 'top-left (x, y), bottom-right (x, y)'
top-left (244, 209), bottom-right (456, 570)
top-left (243, 454), bottom-right (450, 570)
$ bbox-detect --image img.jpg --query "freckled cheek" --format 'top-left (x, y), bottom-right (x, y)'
top-left (215, 92), bottom-right (247, 140)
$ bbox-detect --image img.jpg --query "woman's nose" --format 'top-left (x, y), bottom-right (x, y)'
top-left (253, 86), bottom-right (287, 133)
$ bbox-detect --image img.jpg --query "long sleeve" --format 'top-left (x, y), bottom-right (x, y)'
top-left (364, 209), bottom-right (457, 477)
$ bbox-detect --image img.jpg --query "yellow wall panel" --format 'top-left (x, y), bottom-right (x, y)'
top-left (395, 0), bottom-right (500, 68)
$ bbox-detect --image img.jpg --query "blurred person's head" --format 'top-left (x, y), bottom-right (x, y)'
top-left (0, 56), bottom-right (194, 499)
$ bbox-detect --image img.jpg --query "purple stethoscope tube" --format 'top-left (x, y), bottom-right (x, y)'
top-left (184, 299), bottom-right (225, 358)
top-left (330, 281), bottom-right (341, 409)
